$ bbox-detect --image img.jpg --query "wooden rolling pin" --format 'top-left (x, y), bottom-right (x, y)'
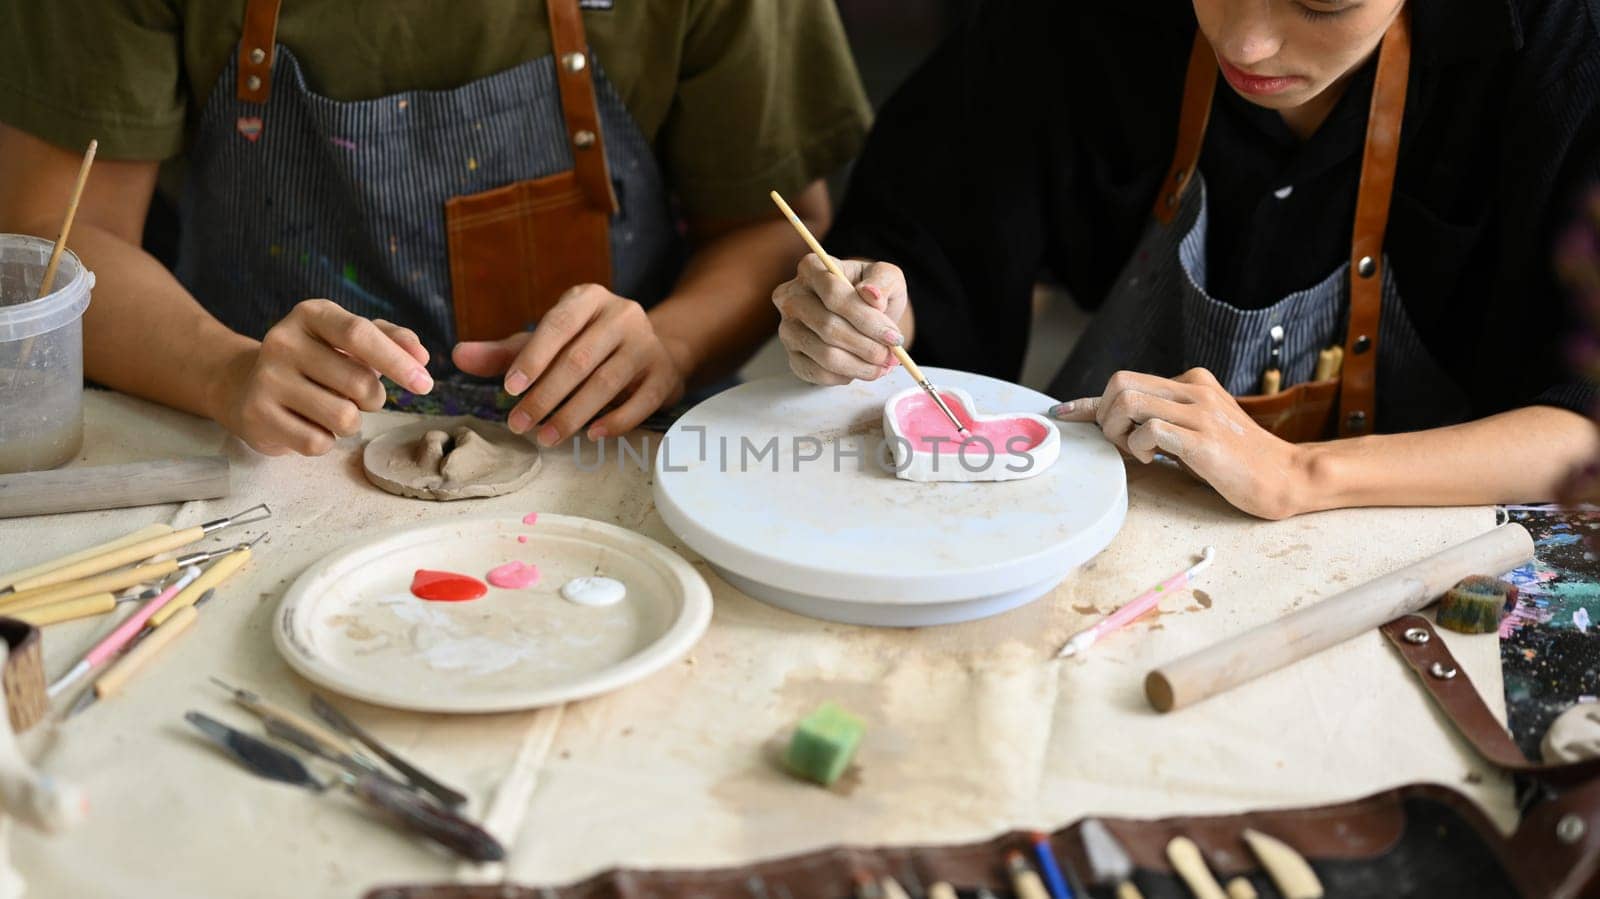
top-left (1146, 523), bottom-right (1533, 712)
top-left (0, 456), bottom-right (228, 519)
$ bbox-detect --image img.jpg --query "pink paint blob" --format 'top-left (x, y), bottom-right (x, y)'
top-left (517, 535), bottom-right (529, 544)
top-left (894, 392), bottom-right (1048, 454)
top-left (486, 561), bottom-right (541, 590)
top-left (522, 512), bottom-right (539, 525)
top-left (411, 569), bottom-right (488, 602)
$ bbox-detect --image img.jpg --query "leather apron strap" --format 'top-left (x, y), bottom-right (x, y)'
top-left (234, 0), bottom-right (620, 216)
top-left (1155, 11), bottom-right (1412, 437)
top-left (237, 0), bottom-right (283, 104)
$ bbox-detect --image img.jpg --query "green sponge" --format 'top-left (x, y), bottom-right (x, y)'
top-left (1436, 575), bottom-right (1518, 634)
top-left (783, 702), bottom-right (865, 787)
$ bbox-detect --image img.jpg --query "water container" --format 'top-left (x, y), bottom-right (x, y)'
top-left (0, 234), bottom-right (94, 473)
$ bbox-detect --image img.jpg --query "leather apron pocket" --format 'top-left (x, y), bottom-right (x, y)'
top-left (444, 172), bottom-right (612, 342)
top-left (1235, 378), bottom-right (1340, 443)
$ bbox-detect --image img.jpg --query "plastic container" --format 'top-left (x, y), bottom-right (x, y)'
top-left (0, 234), bottom-right (93, 473)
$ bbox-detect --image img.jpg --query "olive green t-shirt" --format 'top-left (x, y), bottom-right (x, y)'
top-left (0, 0), bottom-right (872, 219)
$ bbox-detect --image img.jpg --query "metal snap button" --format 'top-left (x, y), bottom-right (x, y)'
top-left (1429, 662), bottom-right (1457, 680)
top-left (1357, 256), bottom-right (1377, 278)
top-left (249, 47), bottom-right (266, 65)
top-left (1352, 334), bottom-right (1372, 354)
top-left (573, 130), bottom-right (597, 149)
top-left (1403, 627), bottom-right (1430, 645)
top-left (562, 52), bottom-right (587, 74)
top-left (246, 75), bottom-right (262, 91)
top-left (1346, 410), bottom-right (1367, 431)
top-left (1558, 814), bottom-right (1586, 844)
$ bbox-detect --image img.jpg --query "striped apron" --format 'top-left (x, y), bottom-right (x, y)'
top-left (176, 0), bottom-right (682, 418)
top-left (1049, 10), bottom-right (1470, 437)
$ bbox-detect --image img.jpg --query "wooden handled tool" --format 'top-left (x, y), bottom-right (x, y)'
top-left (0, 540), bottom-right (243, 612)
top-left (149, 546), bottom-right (250, 627)
top-left (0, 457), bottom-right (231, 519)
top-left (91, 604), bottom-right (200, 698)
top-left (0, 522), bottom-right (171, 593)
top-left (1167, 837), bottom-right (1227, 899)
top-left (210, 677), bottom-right (359, 762)
top-left (1146, 523), bottom-right (1534, 712)
top-left (768, 190), bottom-right (970, 437)
top-left (10, 593), bottom-right (117, 627)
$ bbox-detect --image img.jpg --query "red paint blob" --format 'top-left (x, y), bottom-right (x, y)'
top-left (410, 569), bottom-right (488, 602)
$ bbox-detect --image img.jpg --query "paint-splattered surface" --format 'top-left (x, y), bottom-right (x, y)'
top-left (1500, 506), bottom-right (1600, 759)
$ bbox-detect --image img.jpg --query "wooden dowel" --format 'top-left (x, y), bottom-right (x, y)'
top-left (0, 456), bottom-right (229, 519)
top-left (1146, 523), bottom-right (1534, 712)
top-left (35, 139), bottom-right (97, 299)
top-left (9, 525), bottom-right (204, 593)
top-left (0, 522), bottom-right (171, 593)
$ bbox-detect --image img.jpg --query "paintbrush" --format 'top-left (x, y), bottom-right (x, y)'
top-left (310, 694), bottom-right (468, 809)
top-left (208, 677), bottom-right (381, 777)
top-left (9, 139), bottom-right (97, 387)
top-left (184, 711), bottom-right (505, 861)
top-left (1031, 832), bottom-right (1076, 898)
top-left (768, 189), bottom-right (970, 438)
top-left (1058, 546), bottom-right (1215, 658)
top-left (1080, 819), bottom-right (1144, 899)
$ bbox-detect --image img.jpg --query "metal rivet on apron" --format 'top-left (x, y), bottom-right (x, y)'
top-left (249, 47), bottom-right (266, 65)
top-left (1166, 193), bottom-right (1179, 208)
top-left (1428, 661), bottom-right (1457, 680)
top-left (1346, 410), bottom-right (1367, 431)
top-left (1402, 627), bottom-right (1430, 645)
top-left (1173, 168), bottom-right (1186, 184)
top-left (562, 52), bottom-right (588, 74)
top-left (1558, 814), bottom-right (1586, 844)
top-left (1353, 334), bottom-right (1372, 354)
top-left (1357, 255), bottom-right (1377, 278)
top-left (573, 129), bottom-right (597, 149)
top-left (246, 74), bottom-right (262, 91)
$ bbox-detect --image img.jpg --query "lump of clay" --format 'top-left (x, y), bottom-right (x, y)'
top-left (1543, 702), bottom-right (1600, 765)
top-left (363, 418), bottom-right (541, 501)
top-left (881, 386), bottom-right (1060, 483)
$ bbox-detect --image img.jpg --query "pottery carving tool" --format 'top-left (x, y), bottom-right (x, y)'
top-left (1146, 523), bottom-right (1533, 712)
top-left (1166, 837), bottom-right (1227, 899)
top-left (310, 694), bottom-right (467, 809)
top-left (0, 537), bottom-right (256, 613)
top-left (1240, 829), bottom-right (1323, 899)
top-left (769, 189), bottom-right (969, 438)
top-left (1225, 878), bottom-right (1259, 899)
top-left (1059, 547), bottom-right (1215, 658)
top-left (927, 884), bottom-right (958, 899)
top-left (66, 590), bottom-right (219, 719)
top-left (10, 590), bottom-right (151, 627)
top-left (879, 877), bottom-right (912, 899)
top-left (1006, 850), bottom-right (1052, 899)
top-left (0, 522), bottom-right (171, 593)
top-left (46, 564), bottom-right (206, 699)
top-left (1260, 325), bottom-right (1284, 396)
top-left (148, 540), bottom-right (255, 627)
top-left (184, 711), bottom-right (505, 861)
top-left (1080, 819), bottom-right (1145, 899)
top-left (1312, 346), bottom-right (1343, 382)
top-left (208, 678), bottom-right (378, 776)
top-left (0, 456), bottom-right (234, 519)
top-left (4, 502), bottom-right (268, 593)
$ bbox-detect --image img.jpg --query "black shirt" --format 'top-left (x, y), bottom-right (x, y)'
top-left (827, 0), bottom-right (1600, 421)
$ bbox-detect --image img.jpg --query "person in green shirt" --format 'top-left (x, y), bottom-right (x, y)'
top-left (0, 0), bottom-right (870, 456)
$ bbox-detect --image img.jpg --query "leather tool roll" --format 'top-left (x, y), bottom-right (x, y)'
top-left (443, 0), bottom-right (618, 342)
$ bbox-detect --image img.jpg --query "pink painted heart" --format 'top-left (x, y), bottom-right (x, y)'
top-left (882, 386), bottom-right (1060, 483)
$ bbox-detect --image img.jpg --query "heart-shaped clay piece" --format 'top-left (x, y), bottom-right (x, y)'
top-left (881, 386), bottom-right (1060, 482)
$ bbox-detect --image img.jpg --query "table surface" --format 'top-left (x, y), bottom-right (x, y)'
top-left (8, 391), bottom-right (1515, 899)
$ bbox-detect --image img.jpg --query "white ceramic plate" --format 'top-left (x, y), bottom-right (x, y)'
top-left (273, 514), bottom-right (711, 713)
top-left (654, 371), bottom-right (1127, 627)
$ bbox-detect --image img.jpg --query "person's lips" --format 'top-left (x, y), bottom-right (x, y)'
top-left (1217, 56), bottom-right (1304, 96)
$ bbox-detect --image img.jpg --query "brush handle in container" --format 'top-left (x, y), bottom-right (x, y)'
top-left (347, 774), bottom-right (505, 862)
top-left (0, 457), bottom-right (229, 519)
top-left (1146, 523), bottom-right (1533, 712)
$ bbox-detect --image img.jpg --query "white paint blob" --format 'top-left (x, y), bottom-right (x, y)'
top-left (561, 576), bottom-right (627, 607)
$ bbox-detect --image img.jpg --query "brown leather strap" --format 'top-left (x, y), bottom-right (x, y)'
top-left (1337, 9), bottom-right (1410, 437)
top-left (546, 0), bottom-right (618, 214)
top-left (1152, 29), bottom-right (1217, 224)
top-left (1380, 615), bottom-right (1600, 786)
top-left (236, 0), bottom-right (283, 104)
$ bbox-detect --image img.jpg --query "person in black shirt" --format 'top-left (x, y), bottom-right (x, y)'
top-left (771, 0), bottom-right (1600, 519)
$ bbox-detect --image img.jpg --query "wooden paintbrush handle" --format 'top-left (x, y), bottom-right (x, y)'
top-left (10, 525), bottom-right (203, 593)
top-left (93, 605), bottom-right (197, 698)
top-left (0, 457), bottom-right (229, 519)
top-left (1146, 524), bottom-right (1533, 712)
top-left (0, 523), bottom-right (171, 592)
top-left (10, 593), bottom-right (115, 626)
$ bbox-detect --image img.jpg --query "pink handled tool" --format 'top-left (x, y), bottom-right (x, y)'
top-left (47, 564), bottom-right (206, 699)
top-left (1057, 546), bottom-right (1215, 659)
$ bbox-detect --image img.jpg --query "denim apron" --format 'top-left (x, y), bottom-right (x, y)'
top-left (176, 0), bottom-right (683, 418)
top-left (1049, 9), bottom-right (1470, 438)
